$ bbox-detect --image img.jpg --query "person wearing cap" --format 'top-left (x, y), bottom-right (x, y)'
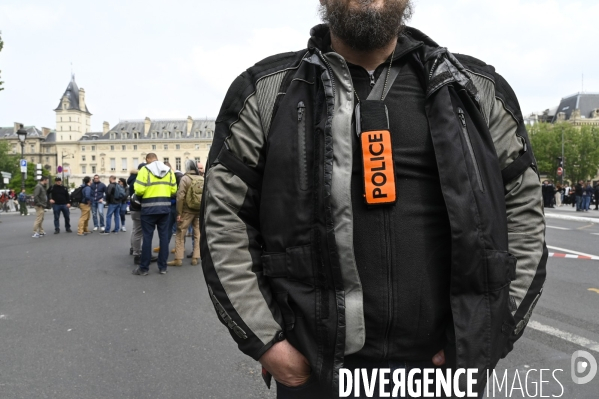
top-left (48, 177), bottom-right (72, 234)
top-left (32, 176), bottom-right (49, 238)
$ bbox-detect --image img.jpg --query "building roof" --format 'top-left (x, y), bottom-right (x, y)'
top-left (552, 93), bottom-right (599, 122)
top-left (54, 75), bottom-right (91, 115)
top-left (0, 126), bottom-right (43, 139)
top-left (78, 118), bottom-right (216, 141)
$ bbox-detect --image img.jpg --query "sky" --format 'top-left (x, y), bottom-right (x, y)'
top-left (0, 0), bottom-right (598, 131)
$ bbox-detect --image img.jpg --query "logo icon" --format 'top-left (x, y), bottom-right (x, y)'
top-left (571, 350), bottom-right (598, 385)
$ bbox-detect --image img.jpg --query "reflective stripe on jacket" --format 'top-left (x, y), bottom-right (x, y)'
top-left (134, 165), bottom-right (177, 215)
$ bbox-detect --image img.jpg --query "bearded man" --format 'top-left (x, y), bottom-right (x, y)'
top-left (200, 1), bottom-right (547, 398)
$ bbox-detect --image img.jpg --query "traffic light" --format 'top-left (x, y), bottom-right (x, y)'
top-left (557, 157), bottom-right (563, 167)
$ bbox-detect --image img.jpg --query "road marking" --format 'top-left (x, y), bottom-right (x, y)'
top-left (547, 245), bottom-right (599, 258)
top-left (528, 320), bottom-right (599, 353)
top-left (589, 288), bottom-right (599, 294)
top-left (546, 226), bottom-right (571, 230)
top-left (577, 224), bottom-right (595, 230)
top-left (549, 252), bottom-right (599, 261)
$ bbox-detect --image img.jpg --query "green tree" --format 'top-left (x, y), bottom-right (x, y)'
top-left (7, 163), bottom-right (52, 193)
top-left (0, 141), bottom-right (18, 189)
top-left (528, 123), bottom-right (599, 183)
top-left (0, 32), bottom-right (4, 91)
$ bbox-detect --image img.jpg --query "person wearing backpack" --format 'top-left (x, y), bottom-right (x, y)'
top-left (167, 159), bottom-right (202, 267)
top-left (102, 176), bottom-right (125, 235)
top-left (18, 188), bottom-right (28, 216)
top-left (77, 177), bottom-right (93, 236)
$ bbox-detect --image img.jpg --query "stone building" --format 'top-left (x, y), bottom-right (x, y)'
top-left (1, 76), bottom-right (214, 186)
top-left (551, 92), bottom-right (599, 126)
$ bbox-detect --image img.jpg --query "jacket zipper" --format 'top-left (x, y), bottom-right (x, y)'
top-left (369, 73), bottom-right (375, 88)
top-left (383, 209), bottom-right (393, 358)
top-left (298, 101), bottom-right (308, 191)
top-left (458, 108), bottom-right (484, 192)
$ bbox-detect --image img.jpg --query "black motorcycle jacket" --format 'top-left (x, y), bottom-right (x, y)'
top-left (200, 25), bottom-right (547, 397)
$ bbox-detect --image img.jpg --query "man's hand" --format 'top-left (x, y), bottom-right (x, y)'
top-left (176, 215), bottom-right (182, 223)
top-left (432, 349), bottom-right (445, 366)
top-left (259, 340), bottom-right (311, 388)
top-left (67, 204), bottom-right (71, 209)
top-left (99, 199), bottom-right (103, 203)
top-left (49, 200), bottom-right (55, 204)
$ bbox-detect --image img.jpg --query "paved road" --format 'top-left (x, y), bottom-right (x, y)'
top-left (1, 209), bottom-right (598, 398)
top-left (0, 209), bottom-right (276, 399)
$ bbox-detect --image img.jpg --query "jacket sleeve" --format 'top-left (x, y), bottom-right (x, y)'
top-left (485, 72), bottom-right (547, 356)
top-left (200, 71), bottom-right (285, 361)
top-left (176, 175), bottom-right (190, 215)
top-left (169, 171), bottom-right (177, 197)
top-left (135, 168), bottom-right (148, 198)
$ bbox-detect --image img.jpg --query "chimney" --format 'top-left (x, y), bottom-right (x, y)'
top-left (187, 116), bottom-right (193, 136)
top-left (42, 127), bottom-right (51, 137)
top-left (144, 117), bottom-right (151, 136)
top-left (14, 122), bottom-right (23, 133)
top-left (79, 88), bottom-right (86, 111)
top-left (103, 121), bottom-right (110, 134)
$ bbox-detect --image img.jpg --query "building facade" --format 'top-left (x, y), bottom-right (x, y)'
top-left (1, 76), bottom-right (214, 186)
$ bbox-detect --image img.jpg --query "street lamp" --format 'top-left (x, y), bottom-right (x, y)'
top-left (61, 151), bottom-right (74, 186)
top-left (16, 124), bottom-right (28, 192)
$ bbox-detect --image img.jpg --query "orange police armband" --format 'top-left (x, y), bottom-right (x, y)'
top-left (355, 100), bottom-right (397, 206)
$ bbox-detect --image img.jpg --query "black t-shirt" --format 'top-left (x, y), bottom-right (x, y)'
top-left (349, 52), bottom-right (453, 361)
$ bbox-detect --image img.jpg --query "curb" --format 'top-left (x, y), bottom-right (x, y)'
top-left (545, 213), bottom-right (599, 224)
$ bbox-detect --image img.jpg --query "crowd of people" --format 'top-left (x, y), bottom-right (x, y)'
top-left (23, 152), bottom-right (204, 275)
top-left (0, 189), bottom-right (29, 214)
top-left (541, 180), bottom-right (599, 211)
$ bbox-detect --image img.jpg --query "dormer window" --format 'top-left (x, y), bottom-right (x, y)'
top-left (110, 133), bottom-right (115, 140)
top-left (122, 132), bottom-right (128, 139)
top-left (133, 132), bottom-right (139, 139)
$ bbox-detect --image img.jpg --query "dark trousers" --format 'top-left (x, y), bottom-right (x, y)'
top-left (276, 358), bottom-right (485, 399)
top-left (53, 204), bottom-right (70, 231)
top-left (140, 213), bottom-right (170, 271)
top-left (19, 201), bottom-right (28, 215)
top-left (168, 203), bottom-right (177, 244)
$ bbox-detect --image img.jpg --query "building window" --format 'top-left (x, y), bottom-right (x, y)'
top-left (152, 144), bottom-right (156, 150)
top-left (110, 145), bottom-right (115, 151)
top-left (69, 117), bottom-right (71, 121)
top-left (91, 146), bottom-right (95, 151)
top-left (12, 145), bottom-right (17, 154)
top-left (164, 144), bottom-right (168, 150)
top-left (45, 157), bottom-right (49, 163)
top-left (69, 126), bottom-right (71, 131)
top-left (31, 158), bottom-right (35, 163)
top-left (163, 157), bottom-right (169, 165)
top-left (133, 145), bottom-right (137, 151)
top-left (194, 131), bottom-right (199, 138)
top-left (133, 158), bottom-right (139, 167)
top-left (91, 166), bottom-right (96, 173)
top-left (122, 133), bottom-right (128, 139)
top-left (122, 145), bottom-right (126, 151)
top-left (30, 145), bottom-right (35, 153)
top-left (69, 135), bottom-right (72, 140)
top-left (194, 157), bottom-right (200, 164)
top-left (195, 144), bottom-right (200, 150)
top-left (82, 146), bottom-right (86, 151)
top-left (176, 144), bottom-right (180, 150)
top-left (110, 158), bottom-right (116, 171)
top-left (121, 158), bottom-right (127, 171)
top-left (82, 155), bottom-right (86, 161)
top-left (82, 165), bottom-right (87, 174)
top-left (175, 157), bottom-right (181, 171)
top-left (133, 133), bottom-right (139, 139)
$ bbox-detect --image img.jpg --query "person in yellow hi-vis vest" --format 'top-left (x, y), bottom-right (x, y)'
top-left (132, 153), bottom-right (177, 276)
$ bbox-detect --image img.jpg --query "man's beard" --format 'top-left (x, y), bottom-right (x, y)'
top-left (319, 0), bottom-right (413, 51)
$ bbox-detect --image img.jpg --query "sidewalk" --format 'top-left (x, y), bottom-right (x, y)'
top-left (545, 203), bottom-right (599, 223)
